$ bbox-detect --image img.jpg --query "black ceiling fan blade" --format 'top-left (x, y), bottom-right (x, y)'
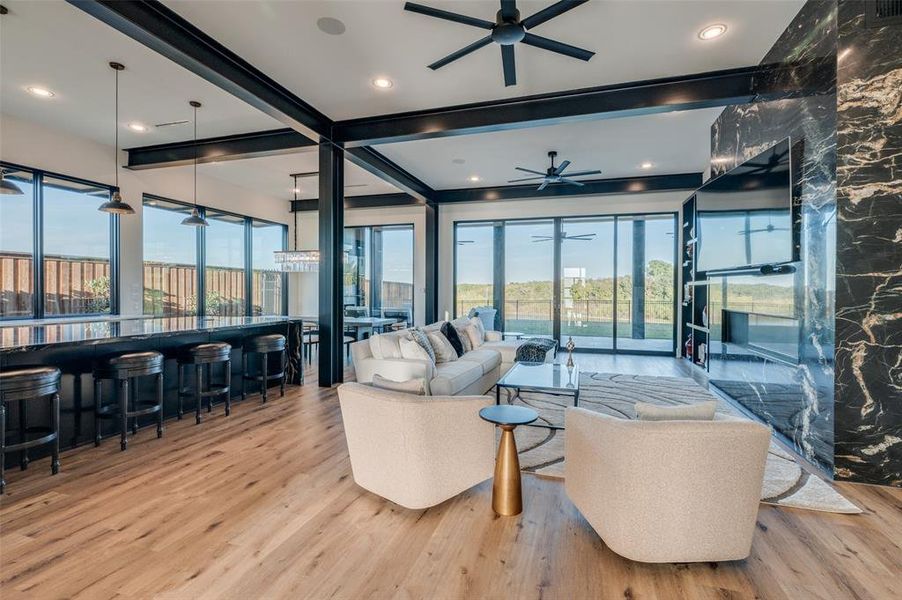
top-left (404, 2), bottom-right (495, 29)
top-left (562, 169), bottom-right (602, 177)
top-left (521, 33), bottom-right (595, 61)
top-left (508, 176), bottom-right (547, 182)
top-left (521, 0), bottom-right (590, 30)
top-left (554, 160), bottom-right (571, 175)
top-left (515, 167), bottom-right (546, 175)
top-left (500, 0), bottom-right (518, 21)
top-left (536, 181), bottom-right (549, 191)
top-left (501, 45), bottom-right (516, 86)
top-left (559, 178), bottom-right (585, 186)
top-left (428, 36), bottom-right (493, 70)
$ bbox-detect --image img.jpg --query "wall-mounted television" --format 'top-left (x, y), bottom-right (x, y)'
top-left (695, 138), bottom-right (797, 274)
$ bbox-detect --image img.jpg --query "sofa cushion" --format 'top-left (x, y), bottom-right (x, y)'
top-left (430, 361), bottom-right (483, 396)
top-left (458, 348), bottom-right (502, 375)
top-left (481, 340), bottom-right (524, 365)
top-left (372, 374), bottom-right (428, 396)
top-left (440, 322), bottom-right (465, 357)
top-left (464, 324), bottom-right (484, 349)
top-left (635, 400), bottom-right (717, 421)
top-left (369, 332), bottom-right (403, 360)
top-left (409, 328), bottom-right (436, 363)
top-left (427, 331), bottom-right (458, 364)
top-left (399, 337), bottom-right (432, 363)
top-left (469, 316), bottom-right (486, 341)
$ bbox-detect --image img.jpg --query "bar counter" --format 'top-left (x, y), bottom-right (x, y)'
top-left (1, 316), bottom-right (306, 467)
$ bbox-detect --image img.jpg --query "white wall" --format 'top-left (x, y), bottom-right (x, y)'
top-left (0, 114), bottom-right (290, 315)
top-left (437, 192), bottom-right (689, 321)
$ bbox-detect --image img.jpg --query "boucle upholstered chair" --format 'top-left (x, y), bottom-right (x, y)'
top-left (564, 407), bottom-right (771, 563)
top-left (337, 382), bottom-right (495, 509)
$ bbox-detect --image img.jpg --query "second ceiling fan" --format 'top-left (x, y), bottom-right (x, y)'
top-left (509, 151), bottom-right (602, 191)
top-left (404, 0), bottom-right (595, 87)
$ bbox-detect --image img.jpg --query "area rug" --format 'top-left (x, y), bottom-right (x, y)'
top-left (504, 372), bottom-right (861, 514)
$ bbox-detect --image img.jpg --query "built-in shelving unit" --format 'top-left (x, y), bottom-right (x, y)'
top-left (680, 194), bottom-right (709, 370)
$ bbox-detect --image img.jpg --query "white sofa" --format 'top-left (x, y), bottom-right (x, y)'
top-left (337, 382), bottom-right (494, 509)
top-left (350, 319), bottom-right (553, 396)
top-left (564, 407), bottom-right (771, 563)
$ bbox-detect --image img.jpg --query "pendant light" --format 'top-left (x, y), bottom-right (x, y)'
top-left (98, 62), bottom-right (135, 214)
top-left (1, 169), bottom-right (24, 195)
top-left (273, 175), bottom-right (320, 271)
top-left (181, 100), bottom-right (208, 227)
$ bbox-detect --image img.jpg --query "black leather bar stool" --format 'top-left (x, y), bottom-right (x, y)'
top-left (0, 366), bottom-right (61, 494)
top-left (241, 334), bottom-right (286, 403)
top-left (93, 351), bottom-right (164, 451)
top-left (177, 342), bottom-right (232, 424)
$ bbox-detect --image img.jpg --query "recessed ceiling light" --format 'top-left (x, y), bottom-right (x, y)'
top-left (698, 24), bottom-right (727, 41)
top-left (317, 17), bottom-right (346, 35)
top-left (452, 158), bottom-right (466, 165)
top-left (26, 86), bottom-right (54, 98)
top-left (372, 77), bottom-right (393, 89)
top-left (640, 162), bottom-right (653, 170)
top-left (468, 175), bottom-right (481, 182)
top-left (127, 122), bottom-right (148, 132)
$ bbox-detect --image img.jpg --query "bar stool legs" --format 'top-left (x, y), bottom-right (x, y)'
top-left (19, 399), bottom-right (28, 470)
top-left (93, 351), bottom-right (165, 452)
top-left (0, 403), bottom-right (6, 494)
top-left (51, 392), bottom-right (60, 475)
top-left (177, 343), bottom-right (231, 424)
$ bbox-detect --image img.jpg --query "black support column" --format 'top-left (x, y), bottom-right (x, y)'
top-left (552, 218), bottom-right (562, 344)
top-left (424, 204), bottom-right (439, 324)
top-left (631, 219), bottom-right (646, 339)
top-left (318, 140), bottom-right (344, 387)
top-left (492, 222), bottom-right (505, 331)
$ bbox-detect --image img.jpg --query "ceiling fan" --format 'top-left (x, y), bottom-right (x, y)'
top-left (738, 223), bottom-right (790, 235)
top-left (532, 231), bottom-right (597, 243)
top-left (742, 146), bottom-right (790, 175)
top-left (404, 0), bottom-right (595, 87)
top-left (509, 151), bottom-right (602, 191)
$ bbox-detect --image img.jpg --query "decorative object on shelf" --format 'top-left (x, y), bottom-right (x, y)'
top-left (98, 62), bottom-right (135, 215)
top-left (697, 342), bottom-right (707, 365)
top-left (565, 336), bottom-right (576, 368)
top-left (0, 168), bottom-right (23, 195)
top-left (509, 151), bottom-right (602, 191)
top-left (683, 283), bottom-right (693, 304)
top-left (404, 0), bottom-right (594, 87)
top-left (181, 101), bottom-right (209, 227)
top-left (702, 306), bottom-right (708, 328)
top-left (274, 174), bottom-right (320, 271)
top-left (685, 334), bottom-right (693, 359)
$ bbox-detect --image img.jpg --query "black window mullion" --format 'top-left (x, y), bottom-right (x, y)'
top-left (33, 170), bottom-right (44, 319)
top-left (612, 216), bottom-right (619, 352)
top-left (197, 207), bottom-right (206, 316)
top-left (244, 217), bottom-right (253, 317)
top-left (281, 224), bottom-right (289, 316)
top-left (110, 212), bottom-right (120, 315)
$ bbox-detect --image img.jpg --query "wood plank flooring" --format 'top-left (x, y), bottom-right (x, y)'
top-left (1, 356), bottom-right (900, 599)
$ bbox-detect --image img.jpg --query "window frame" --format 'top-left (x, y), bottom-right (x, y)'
top-left (0, 161), bottom-right (120, 321)
top-left (142, 194), bottom-right (288, 317)
top-left (342, 223), bottom-right (415, 320)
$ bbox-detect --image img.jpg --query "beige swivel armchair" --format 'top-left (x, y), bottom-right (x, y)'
top-left (564, 407), bottom-right (771, 563)
top-left (337, 382), bottom-right (495, 509)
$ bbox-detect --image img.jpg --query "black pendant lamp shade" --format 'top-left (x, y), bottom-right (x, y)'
top-left (0, 170), bottom-right (24, 195)
top-left (181, 100), bottom-right (209, 227)
top-left (99, 62), bottom-right (135, 215)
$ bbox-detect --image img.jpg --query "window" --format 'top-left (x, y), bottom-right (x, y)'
top-left (341, 224), bottom-right (414, 319)
top-left (143, 199), bottom-right (197, 316)
top-left (251, 220), bottom-right (286, 316)
top-left (454, 222), bottom-right (495, 319)
top-left (504, 220), bottom-right (554, 338)
top-left (141, 196), bottom-right (287, 318)
top-left (0, 163), bottom-right (118, 320)
top-left (0, 168), bottom-right (35, 318)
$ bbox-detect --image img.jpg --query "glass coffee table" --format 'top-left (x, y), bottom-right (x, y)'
top-left (495, 362), bottom-right (580, 430)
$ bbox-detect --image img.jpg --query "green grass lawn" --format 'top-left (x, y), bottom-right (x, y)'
top-left (505, 319), bottom-right (674, 340)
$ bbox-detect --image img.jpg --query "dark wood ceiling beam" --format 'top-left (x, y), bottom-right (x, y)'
top-left (67, 0), bottom-right (331, 140)
top-left (125, 128), bottom-right (316, 170)
top-left (344, 147), bottom-right (434, 203)
top-left (291, 193), bottom-right (422, 212)
top-left (332, 61), bottom-right (833, 146)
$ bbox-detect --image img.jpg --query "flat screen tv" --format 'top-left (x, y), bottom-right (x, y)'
top-left (695, 138), bottom-right (796, 274)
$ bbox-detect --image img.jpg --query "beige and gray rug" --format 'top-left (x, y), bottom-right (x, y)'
top-left (503, 372), bottom-right (861, 514)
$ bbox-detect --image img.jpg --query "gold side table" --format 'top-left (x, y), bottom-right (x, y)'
top-left (479, 404), bottom-right (538, 516)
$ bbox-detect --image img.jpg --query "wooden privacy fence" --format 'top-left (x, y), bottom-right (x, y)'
top-left (1, 252), bottom-right (110, 316)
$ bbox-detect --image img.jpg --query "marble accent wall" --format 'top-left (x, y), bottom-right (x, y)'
top-left (833, 1), bottom-right (902, 486)
top-left (709, 0), bottom-right (838, 472)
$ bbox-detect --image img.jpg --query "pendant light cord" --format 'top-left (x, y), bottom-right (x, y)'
top-left (193, 103), bottom-right (198, 208)
top-left (114, 66), bottom-right (119, 189)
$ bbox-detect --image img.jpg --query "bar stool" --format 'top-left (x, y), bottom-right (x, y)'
top-left (93, 351), bottom-right (164, 451)
top-left (0, 366), bottom-right (61, 494)
top-left (177, 342), bottom-right (232, 425)
top-left (241, 334), bottom-right (286, 402)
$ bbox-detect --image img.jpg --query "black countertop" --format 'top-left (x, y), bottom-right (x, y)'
top-left (0, 315), bottom-right (307, 351)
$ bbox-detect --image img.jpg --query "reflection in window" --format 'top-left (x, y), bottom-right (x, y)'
top-left (0, 169), bottom-right (35, 318)
top-left (379, 225), bottom-right (414, 318)
top-left (342, 225), bottom-right (414, 319)
top-left (251, 220), bottom-right (285, 315)
top-left (143, 198), bottom-right (197, 316)
top-left (43, 176), bottom-right (112, 315)
top-left (205, 210), bottom-right (246, 316)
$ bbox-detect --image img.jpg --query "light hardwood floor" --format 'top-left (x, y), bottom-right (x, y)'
top-left (1, 356), bottom-right (900, 600)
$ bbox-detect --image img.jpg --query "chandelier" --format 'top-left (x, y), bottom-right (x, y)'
top-left (274, 174), bottom-right (320, 271)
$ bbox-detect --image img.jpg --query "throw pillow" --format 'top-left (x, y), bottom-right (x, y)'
top-left (456, 325), bottom-right (472, 353)
top-left (427, 331), bottom-right (458, 363)
top-left (372, 374), bottom-right (427, 396)
top-left (464, 324), bottom-right (484, 349)
top-left (399, 337), bottom-right (432, 363)
top-left (440, 322), bottom-right (465, 357)
top-left (469, 316), bottom-right (486, 341)
top-left (369, 332), bottom-right (403, 360)
top-left (409, 328), bottom-right (437, 363)
top-left (635, 400), bottom-right (717, 421)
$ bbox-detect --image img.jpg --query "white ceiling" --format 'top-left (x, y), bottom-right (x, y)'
top-left (378, 107), bottom-right (724, 188)
top-left (0, 0), bottom-right (281, 148)
top-left (165, 0), bottom-right (806, 120)
top-left (195, 152), bottom-right (402, 200)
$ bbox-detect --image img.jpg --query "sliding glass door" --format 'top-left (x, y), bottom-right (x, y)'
top-left (343, 224), bottom-right (414, 319)
top-left (453, 212), bottom-right (677, 355)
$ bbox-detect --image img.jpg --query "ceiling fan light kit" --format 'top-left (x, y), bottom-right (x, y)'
top-left (405, 0), bottom-right (595, 87)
